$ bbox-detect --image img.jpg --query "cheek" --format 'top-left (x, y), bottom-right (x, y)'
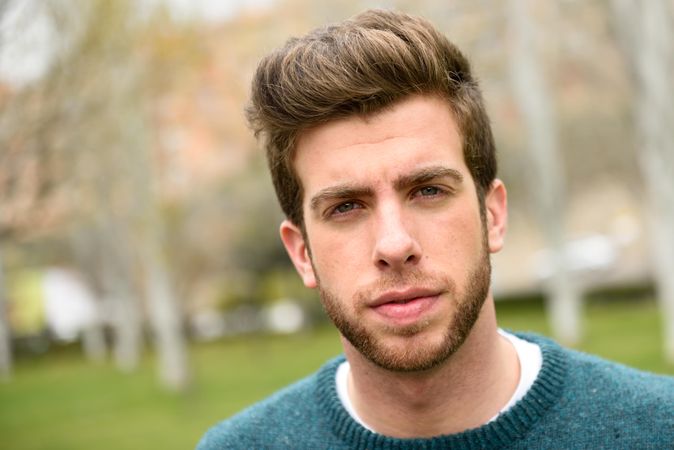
top-left (309, 230), bottom-right (366, 284)
top-left (423, 210), bottom-right (483, 262)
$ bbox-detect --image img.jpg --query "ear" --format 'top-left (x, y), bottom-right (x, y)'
top-left (280, 220), bottom-right (317, 288)
top-left (485, 179), bottom-right (508, 253)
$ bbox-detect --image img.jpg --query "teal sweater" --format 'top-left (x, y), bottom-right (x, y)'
top-left (197, 334), bottom-right (674, 449)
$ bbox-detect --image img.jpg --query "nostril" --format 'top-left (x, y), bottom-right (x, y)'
top-left (376, 253), bottom-right (417, 270)
top-left (378, 258), bottom-right (390, 268)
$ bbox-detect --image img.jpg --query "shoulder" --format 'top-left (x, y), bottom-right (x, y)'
top-left (196, 357), bottom-right (343, 450)
top-left (519, 332), bottom-right (674, 402)
top-left (562, 345), bottom-right (674, 444)
top-left (558, 340), bottom-right (674, 393)
top-left (564, 345), bottom-right (674, 408)
top-left (517, 333), bottom-right (674, 446)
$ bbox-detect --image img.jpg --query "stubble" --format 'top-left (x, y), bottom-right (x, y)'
top-left (318, 246), bottom-right (491, 373)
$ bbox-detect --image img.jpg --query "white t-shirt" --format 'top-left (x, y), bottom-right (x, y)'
top-left (335, 329), bottom-right (542, 431)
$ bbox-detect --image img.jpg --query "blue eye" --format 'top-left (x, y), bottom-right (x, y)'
top-left (419, 186), bottom-right (440, 196)
top-left (334, 202), bottom-right (357, 214)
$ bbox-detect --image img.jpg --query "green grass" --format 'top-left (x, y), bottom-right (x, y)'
top-left (1, 299), bottom-right (672, 449)
top-left (496, 297), bottom-right (674, 375)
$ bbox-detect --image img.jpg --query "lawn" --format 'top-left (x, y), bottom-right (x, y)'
top-left (1, 298), bottom-right (672, 449)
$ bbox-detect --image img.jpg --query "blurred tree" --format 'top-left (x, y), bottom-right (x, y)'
top-left (67, 0), bottom-right (191, 390)
top-left (613, 0), bottom-right (674, 362)
top-left (0, 0), bottom-right (14, 380)
top-left (42, 0), bottom-right (148, 374)
top-left (507, 0), bottom-right (582, 344)
top-left (0, 0), bottom-right (69, 377)
top-left (0, 0), bottom-right (192, 390)
top-left (0, 249), bottom-right (10, 380)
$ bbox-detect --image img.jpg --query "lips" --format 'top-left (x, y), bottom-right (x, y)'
top-left (370, 288), bottom-right (441, 307)
top-left (369, 288), bottom-right (441, 323)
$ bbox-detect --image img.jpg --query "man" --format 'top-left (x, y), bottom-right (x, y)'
top-left (198, 9), bottom-right (674, 449)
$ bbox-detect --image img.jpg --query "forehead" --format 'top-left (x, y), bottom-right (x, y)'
top-left (293, 95), bottom-right (466, 191)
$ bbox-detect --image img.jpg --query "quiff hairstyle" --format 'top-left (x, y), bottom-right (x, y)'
top-left (246, 9), bottom-right (497, 227)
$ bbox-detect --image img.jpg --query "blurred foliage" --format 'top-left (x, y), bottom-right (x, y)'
top-left (6, 269), bottom-right (44, 336)
top-left (0, 0), bottom-right (657, 319)
top-left (0, 0), bottom-right (671, 383)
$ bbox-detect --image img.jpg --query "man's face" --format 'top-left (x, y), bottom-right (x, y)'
top-left (281, 95), bottom-right (507, 372)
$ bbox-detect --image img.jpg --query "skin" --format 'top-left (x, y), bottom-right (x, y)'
top-left (280, 94), bottom-right (518, 438)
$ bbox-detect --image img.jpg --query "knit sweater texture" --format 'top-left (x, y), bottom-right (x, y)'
top-left (197, 333), bottom-right (674, 449)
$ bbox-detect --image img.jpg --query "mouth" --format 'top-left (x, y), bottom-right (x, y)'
top-left (370, 288), bottom-right (441, 307)
top-left (369, 288), bottom-right (442, 324)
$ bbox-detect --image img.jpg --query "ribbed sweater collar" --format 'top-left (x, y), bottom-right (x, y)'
top-left (315, 333), bottom-right (566, 449)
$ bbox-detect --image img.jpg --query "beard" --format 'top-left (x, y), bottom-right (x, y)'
top-left (317, 240), bottom-right (491, 373)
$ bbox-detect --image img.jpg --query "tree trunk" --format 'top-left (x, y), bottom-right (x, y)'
top-left (69, 230), bottom-right (108, 363)
top-left (127, 74), bottom-right (191, 391)
top-left (99, 220), bottom-right (144, 372)
top-left (0, 248), bottom-right (12, 380)
top-left (141, 215), bottom-right (190, 391)
top-left (81, 323), bottom-right (107, 363)
top-left (110, 290), bottom-right (143, 372)
top-left (507, 0), bottom-right (582, 344)
top-left (613, 0), bottom-right (674, 362)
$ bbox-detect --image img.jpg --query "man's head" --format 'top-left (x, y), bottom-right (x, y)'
top-left (247, 10), bottom-right (507, 372)
top-left (247, 9), bottom-right (497, 229)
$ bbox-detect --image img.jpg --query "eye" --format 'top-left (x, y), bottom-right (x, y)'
top-left (419, 186), bottom-right (441, 196)
top-left (332, 201), bottom-right (361, 215)
top-left (414, 185), bottom-right (445, 198)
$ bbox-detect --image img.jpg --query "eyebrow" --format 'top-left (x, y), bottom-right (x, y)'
top-left (393, 166), bottom-right (463, 191)
top-left (308, 165), bottom-right (464, 214)
top-left (309, 185), bottom-right (374, 213)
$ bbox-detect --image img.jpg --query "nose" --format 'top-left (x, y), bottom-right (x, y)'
top-left (371, 205), bottom-right (422, 271)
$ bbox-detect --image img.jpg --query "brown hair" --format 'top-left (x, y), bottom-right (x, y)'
top-left (246, 9), bottom-right (496, 227)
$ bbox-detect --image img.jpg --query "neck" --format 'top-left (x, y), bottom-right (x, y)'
top-left (343, 298), bottom-right (519, 438)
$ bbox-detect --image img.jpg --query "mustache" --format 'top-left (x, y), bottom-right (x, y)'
top-left (355, 269), bottom-right (453, 301)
